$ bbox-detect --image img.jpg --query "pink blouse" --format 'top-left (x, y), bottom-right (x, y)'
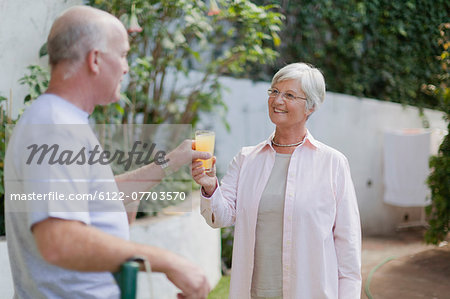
top-left (201, 131), bottom-right (362, 299)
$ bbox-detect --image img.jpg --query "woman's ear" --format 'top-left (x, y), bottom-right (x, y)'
top-left (87, 49), bottom-right (100, 75)
top-left (306, 105), bottom-right (315, 116)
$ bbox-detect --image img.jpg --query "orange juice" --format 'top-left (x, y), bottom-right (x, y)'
top-left (195, 130), bottom-right (215, 171)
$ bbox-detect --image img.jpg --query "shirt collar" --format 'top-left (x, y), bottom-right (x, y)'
top-left (261, 129), bottom-right (320, 152)
top-left (44, 93), bottom-right (90, 123)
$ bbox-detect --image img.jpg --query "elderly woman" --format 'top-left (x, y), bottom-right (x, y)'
top-left (192, 63), bottom-right (361, 299)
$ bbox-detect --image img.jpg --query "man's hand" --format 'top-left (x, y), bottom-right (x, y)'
top-left (165, 252), bottom-right (210, 299)
top-left (166, 140), bottom-right (211, 172)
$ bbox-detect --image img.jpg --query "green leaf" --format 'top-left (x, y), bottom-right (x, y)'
top-left (272, 32), bottom-right (281, 47)
top-left (39, 42), bottom-right (48, 58)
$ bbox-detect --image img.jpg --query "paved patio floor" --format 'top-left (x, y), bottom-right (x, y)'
top-left (361, 229), bottom-right (449, 299)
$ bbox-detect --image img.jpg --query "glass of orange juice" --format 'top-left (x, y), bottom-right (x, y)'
top-left (195, 130), bottom-right (215, 171)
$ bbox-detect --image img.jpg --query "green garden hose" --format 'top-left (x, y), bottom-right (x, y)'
top-left (364, 256), bottom-right (396, 299)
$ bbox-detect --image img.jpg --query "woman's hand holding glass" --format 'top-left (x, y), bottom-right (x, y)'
top-left (191, 156), bottom-right (217, 197)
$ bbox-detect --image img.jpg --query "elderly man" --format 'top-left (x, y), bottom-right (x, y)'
top-left (5, 6), bottom-right (210, 299)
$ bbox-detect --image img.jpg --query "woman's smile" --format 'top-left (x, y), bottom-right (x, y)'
top-left (273, 107), bottom-right (288, 113)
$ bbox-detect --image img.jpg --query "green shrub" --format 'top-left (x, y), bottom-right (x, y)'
top-left (89, 0), bottom-right (282, 126)
top-left (424, 23), bottom-right (450, 244)
top-left (253, 0), bottom-right (449, 110)
top-left (221, 226), bottom-right (234, 270)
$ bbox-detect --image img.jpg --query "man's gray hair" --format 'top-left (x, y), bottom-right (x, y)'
top-left (47, 7), bottom-right (110, 76)
top-left (271, 63), bottom-right (326, 112)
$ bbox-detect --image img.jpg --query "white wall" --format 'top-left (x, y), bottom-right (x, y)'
top-left (0, 238), bottom-right (13, 298)
top-left (0, 0), bottom-right (82, 117)
top-left (201, 76), bottom-right (447, 236)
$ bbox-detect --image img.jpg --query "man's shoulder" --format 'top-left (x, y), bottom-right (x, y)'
top-left (18, 94), bottom-right (55, 124)
top-left (18, 94), bottom-right (88, 125)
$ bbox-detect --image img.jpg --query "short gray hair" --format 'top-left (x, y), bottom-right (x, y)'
top-left (48, 24), bottom-right (106, 67)
top-left (47, 7), bottom-right (110, 73)
top-left (271, 63), bottom-right (326, 112)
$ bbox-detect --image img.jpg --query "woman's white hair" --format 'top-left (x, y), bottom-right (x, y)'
top-left (271, 62), bottom-right (326, 113)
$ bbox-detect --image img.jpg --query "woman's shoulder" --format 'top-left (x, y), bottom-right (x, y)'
top-left (312, 139), bottom-right (349, 162)
top-left (239, 139), bottom-right (270, 157)
top-left (228, 139), bottom-right (271, 167)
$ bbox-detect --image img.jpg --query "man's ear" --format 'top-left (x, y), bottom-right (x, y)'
top-left (87, 49), bottom-right (100, 75)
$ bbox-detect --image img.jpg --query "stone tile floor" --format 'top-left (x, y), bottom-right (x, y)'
top-left (361, 228), bottom-right (449, 299)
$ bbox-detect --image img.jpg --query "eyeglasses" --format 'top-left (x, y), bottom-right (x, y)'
top-left (267, 88), bottom-right (307, 102)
